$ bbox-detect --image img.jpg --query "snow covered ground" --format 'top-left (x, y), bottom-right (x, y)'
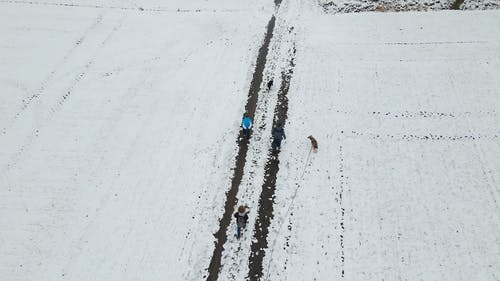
top-left (320, 0), bottom-right (500, 13)
top-left (0, 1), bottom-right (273, 280)
top-left (263, 2), bottom-right (500, 280)
top-left (1, 0), bottom-right (499, 280)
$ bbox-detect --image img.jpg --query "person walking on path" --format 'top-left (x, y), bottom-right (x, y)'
top-left (272, 123), bottom-right (286, 153)
top-left (234, 205), bottom-right (249, 239)
top-left (242, 115), bottom-right (253, 140)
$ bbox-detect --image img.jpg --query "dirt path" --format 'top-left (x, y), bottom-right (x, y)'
top-left (248, 46), bottom-right (296, 281)
top-left (205, 16), bottom-right (276, 281)
top-left (451, 0), bottom-right (465, 9)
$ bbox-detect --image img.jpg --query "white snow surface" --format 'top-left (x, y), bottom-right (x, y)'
top-left (263, 2), bottom-right (500, 281)
top-left (0, 1), bottom-right (272, 280)
top-left (1, 0), bottom-right (500, 281)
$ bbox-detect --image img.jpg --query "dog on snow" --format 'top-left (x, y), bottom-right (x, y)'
top-left (308, 135), bottom-right (318, 152)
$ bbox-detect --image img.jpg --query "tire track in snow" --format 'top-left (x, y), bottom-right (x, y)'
top-left (0, 14), bottom-right (126, 176)
top-left (248, 44), bottom-right (296, 281)
top-left (48, 14), bottom-right (126, 114)
top-left (264, 147), bottom-right (313, 281)
top-left (221, 90), bottom-right (273, 280)
top-left (205, 16), bottom-right (276, 281)
top-left (1, 13), bottom-right (105, 136)
top-left (219, 18), bottom-right (292, 281)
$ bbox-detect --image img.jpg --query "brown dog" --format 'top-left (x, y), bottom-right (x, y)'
top-left (308, 135), bottom-right (318, 152)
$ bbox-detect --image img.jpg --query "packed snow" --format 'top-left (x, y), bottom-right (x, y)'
top-left (1, 0), bottom-right (499, 281)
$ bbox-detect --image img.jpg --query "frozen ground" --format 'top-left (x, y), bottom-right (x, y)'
top-left (263, 1), bottom-right (500, 280)
top-left (1, 0), bottom-right (499, 280)
top-left (0, 1), bottom-right (273, 280)
top-left (319, 0), bottom-right (500, 13)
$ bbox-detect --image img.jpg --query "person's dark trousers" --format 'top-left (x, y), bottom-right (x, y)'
top-left (243, 128), bottom-right (250, 139)
top-left (236, 226), bottom-right (242, 238)
top-left (272, 139), bottom-right (282, 152)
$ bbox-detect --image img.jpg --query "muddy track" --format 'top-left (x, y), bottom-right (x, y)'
top-left (451, 0), bottom-right (465, 9)
top-left (248, 46), bottom-right (296, 281)
top-left (205, 16), bottom-right (276, 281)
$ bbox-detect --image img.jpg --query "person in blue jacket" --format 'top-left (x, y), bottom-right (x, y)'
top-left (242, 115), bottom-right (253, 140)
top-left (272, 123), bottom-right (286, 152)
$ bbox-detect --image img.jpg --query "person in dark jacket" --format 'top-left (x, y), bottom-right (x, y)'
top-left (234, 205), bottom-right (249, 239)
top-left (271, 123), bottom-right (286, 152)
top-left (267, 79), bottom-right (273, 91)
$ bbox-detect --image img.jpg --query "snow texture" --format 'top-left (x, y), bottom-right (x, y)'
top-left (264, 1), bottom-right (500, 281)
top-left (1, 0), bottom-right (499, 280)
top-left (0, 1), bottom-right (272, 280)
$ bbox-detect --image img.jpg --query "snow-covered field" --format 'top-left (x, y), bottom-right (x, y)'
top-left (319, 0), bottom-right (500, 13)
top-left (0, 1), bottom-right (273, 280)
top-left (1, 0), bottom-right (499, 280)
top-left (263, 2), bottom-right (500, 280)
